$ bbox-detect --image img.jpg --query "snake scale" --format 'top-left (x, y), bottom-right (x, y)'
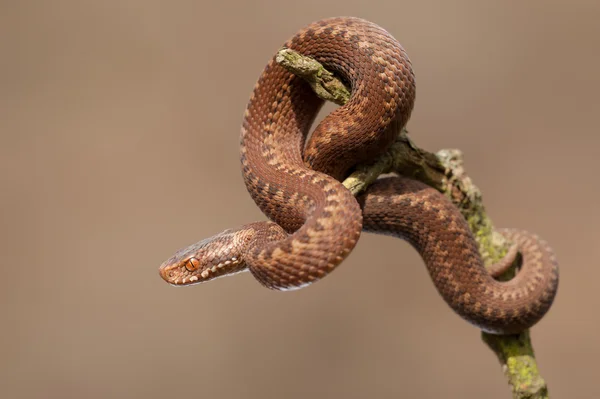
top-left (159, 17), bottom-right (559, 334)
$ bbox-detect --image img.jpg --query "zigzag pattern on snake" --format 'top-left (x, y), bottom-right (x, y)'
top-left (158, 17), bottom-right (559, 334)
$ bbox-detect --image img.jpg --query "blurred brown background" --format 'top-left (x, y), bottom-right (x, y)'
top-left (1, 1), bottom-right (598, 398)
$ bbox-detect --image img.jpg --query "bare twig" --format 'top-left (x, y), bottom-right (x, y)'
top-left (276, 48), bottom-right (550, 399)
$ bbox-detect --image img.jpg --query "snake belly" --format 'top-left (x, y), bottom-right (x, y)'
top-left (158, 17), bottom-right (559, 334)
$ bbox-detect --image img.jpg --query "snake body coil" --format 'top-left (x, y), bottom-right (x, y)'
top-left (159, 17), bottom-right (559, 334)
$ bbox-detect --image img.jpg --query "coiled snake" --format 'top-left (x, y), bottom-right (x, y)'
top-left (159, 17), bottom-right (559, 334)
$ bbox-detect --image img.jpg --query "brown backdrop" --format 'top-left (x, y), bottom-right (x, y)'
top-left (2, 1), bottom-right (598, 398)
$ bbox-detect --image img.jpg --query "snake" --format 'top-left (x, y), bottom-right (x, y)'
top-left (158, 17), bottom-right (559, 335)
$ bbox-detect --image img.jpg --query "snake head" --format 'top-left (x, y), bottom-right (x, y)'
top-left (158, 225), bottom-right (258, 286)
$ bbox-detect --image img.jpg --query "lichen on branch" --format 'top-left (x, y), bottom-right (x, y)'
top-left (275, 47), bottom-right (550, 399)
top-left (276, 48), bottom-right (350, 105)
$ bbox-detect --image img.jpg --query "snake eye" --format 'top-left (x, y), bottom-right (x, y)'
top-left (185, 257), bottom-right (200, 271)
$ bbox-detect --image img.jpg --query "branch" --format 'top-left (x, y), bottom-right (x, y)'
top-left (277, 48), bottom-right (550, 399)
top-left (276, 48), bottom-right (350, 105)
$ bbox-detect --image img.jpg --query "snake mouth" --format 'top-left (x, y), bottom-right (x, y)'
top-left (159, 257), bottom-right (246, 286)
top-left (158, 261), bottom-right (205, 286)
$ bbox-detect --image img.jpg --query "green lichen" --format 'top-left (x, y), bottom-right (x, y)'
top-left (482, 331), bottom-right (549, 399)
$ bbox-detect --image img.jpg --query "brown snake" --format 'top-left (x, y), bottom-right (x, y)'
top-left (159, 17), bottom-right (559, 334)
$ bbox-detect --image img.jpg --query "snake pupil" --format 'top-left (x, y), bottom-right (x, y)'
top-left (185, 257), bottom-right (200, 271)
